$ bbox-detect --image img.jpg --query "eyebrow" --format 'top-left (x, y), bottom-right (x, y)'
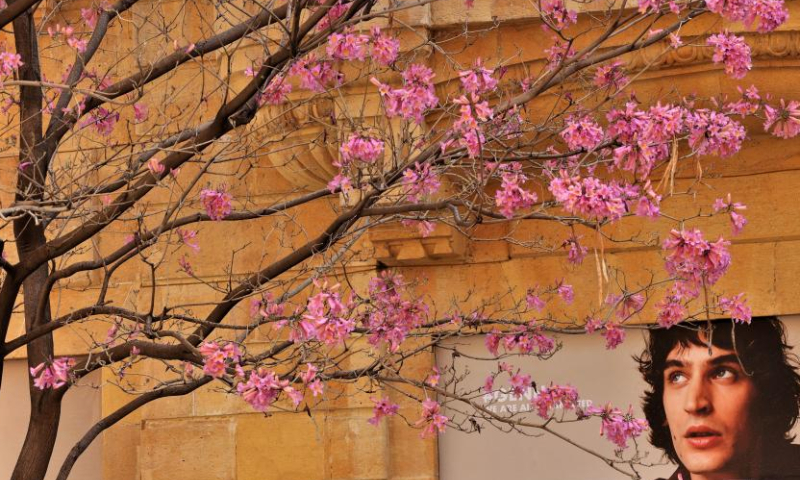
top-left (664, 353), bottom-right (741, 370)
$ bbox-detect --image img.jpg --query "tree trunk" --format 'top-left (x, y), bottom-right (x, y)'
top-left (9, 8), bottom-right (64, 480)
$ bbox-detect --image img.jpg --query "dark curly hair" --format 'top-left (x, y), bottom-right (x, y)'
top-left (636, 316), bottom-right (800, 464)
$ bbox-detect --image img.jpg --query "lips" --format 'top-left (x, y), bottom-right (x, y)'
top-left (684, 426), bottom-right (723, 449)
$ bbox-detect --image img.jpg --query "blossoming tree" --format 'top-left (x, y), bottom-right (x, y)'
top-left (0, 0), bottom-right (795, 477)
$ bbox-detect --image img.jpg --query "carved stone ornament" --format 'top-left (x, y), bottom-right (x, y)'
top-left (369, 222), bottom-right (468, 266)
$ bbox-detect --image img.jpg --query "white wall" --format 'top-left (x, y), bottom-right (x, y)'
top-left (437, 316), bottom-right (800, 480)
top-left (0, 360), bottom-right (102, 480)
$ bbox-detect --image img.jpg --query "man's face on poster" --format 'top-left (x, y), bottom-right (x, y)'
top-left (662, 343), bottom-right (758, 478)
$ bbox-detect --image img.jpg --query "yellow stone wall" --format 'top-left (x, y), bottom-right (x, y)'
top-left (5, 0), bottom-right (800, 479)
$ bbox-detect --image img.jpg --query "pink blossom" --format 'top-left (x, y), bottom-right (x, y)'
top-left (606, 293), bottom-right (645, 319)
top-left (656, 291), bottom-right (687, 328)
top-left (685, 109), bottom-right (745, 158)
top-left (713, 194), bottom-right (748, 235)
top-left (402, 162), bottom-right (441, 203)
top-left (562, 235), bottom-right (588, 265)
top-left (297, 279), bottom-right (356, 345)
top-left (417, 399), bottom-right (448, 437)
top-left (308, 379), bottom-right (324, 397)
top-left (663, 229), bottom-right (732, 286)
top-left (81, 107), bottom-right (119, 136)
top-left (426, 367), bottom-right (441, 387)
top-left (316, 0), bottom-right (350, 31)
top-left (147, 158), bottom-right (164, 175)
top-left (561, 116), bottom-right (604, 151)
top-left (669, 33), bottom-right (683, 49)
top-left (509, 372), bottom-right (531, 398)
top-left (338, 134), bottom-right (384, 165)
top-left (526, 289), bottom-right (546, 311)
top-left (544, 39), bottom-right (575, 69)
top-left (237, 368), bottom-right (293, 412)
top-left (458, 58), bottom-right (498, 95)
top-left (0, 50), bottom-right (23, 77)
top-left (363, 271), bottom-right (427, 351)
top-left (401, 219), bottom-right (436, 238)
top-left (584, 317), bottom-right (604, 334)
top-left (30, 357), bottom-right (76, 390)
top-left (494, 162), bottom-right (537, 218)
top-left (483, 375), bottom-right (495, 392)
top-left (601, 322), bottom-right (626, 350)
top-left (548, 171), bottom-right (640, 221)
top-left (257, 75), bottom-right (292, 105)
top-left (326, 29), bottom-right (369, 61)
top-left (719, 293), bottom-right (752, 324)
top-left (532, 384), bottom-right (579, 418)
top-left (764, 99), bottom-right (800, 139)
top-left (256, 292), bottom-right (286, 318)
top-left (133, 103), bottom-right (149, 123)
top-left (707, 32), bottom-right (751, 80)
top-left (176, 228), bottom-right (200, 253)
top-left (199, 186), bottom-right (233, 221)
top-left (370, 27), bottom-right (399, 66)
top-left (541, 0), bottom-right (578, 30)
top-left (289, 56), bottom-right (342, 93)
top-left (327, 173), bottom-right (352, 194)
top-left (368, 396), bottom-right (400, 425)
top-left (178, 255), bottom-right (193, 275)
top-left (370, 64), bottom-right (438, 124)
top-left (585, 404), bottom-right (649, 450)
top-left (81, 7), bottom-right (99, 28)
top-left (199, 341), bottom-right (242, 378)
top-left (594, 61), bottom-right (628, 90)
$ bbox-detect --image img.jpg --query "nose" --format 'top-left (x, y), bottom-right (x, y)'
top-left (683, 376), bottom-right (712, 415)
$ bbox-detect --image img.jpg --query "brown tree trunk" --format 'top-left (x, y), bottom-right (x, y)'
top-left (10, 8), bottom-right (64, 480)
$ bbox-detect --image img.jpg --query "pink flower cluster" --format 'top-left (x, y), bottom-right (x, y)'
top-left (81, 107), bottom-right (119, 136)
top-left (560, 116), bottom-right (604, 151)
top-left (297, 280), bottom-right (356, 345)
top-left (199, 341), bottom-right (242, 378)
top-left (532, 384), bottom-right (579, 418)
top-left (719, 293), bottom-right (752, 324)
top-left (363, 271), bottom-right (428, 351)
top-left (416, 399), bottom-right (448, 438)
top-left (458, 58), bottom-right (498, 95)
top-left (584, 317), bottom-right (626, 349)
top-left (485, 327), bottom-right (556, 357)
top-left (315, 0), bottom-right (350, 31)
top-left (0, 49), bottom-right (23, 78)
top-left (655, 285), bottom-right (688, 328)
top-left (494, 163), bottom-right (537, 219)
top-left (764, 99), bottom-right (800, 139)
top-left (237, 368), bottom-right (303, 412)
top-left (368, 396), bottom-right (400, 425)
top-left (47, 23), bottom-right (88, 52)
top-left (326, 29), bottom-right (370, 61)
top-left (402, 162), bottom-right (441, 203)
top-left (257, 75), bottom-right (292, 106)
top-left (370, 27), bottom-right (400, 66)
top-left (594, 61), bottom-right (628, 90)
top-left (300, 363), bottom-right (324, 397)
top-left (706, 0), bottom-right (788, 33)
top-left (176, 228), bottom-right (200, 253)
top-left (338, 134), bottom-right (385, 165)
top-left (663, 228), bottom-right (732, 286)
top-left (447, 93), bottom-right (493, 157)
top-left (545, 39), bottom-right (575, 69)
top-left (713, 194), bottom-right (747, 235)
top-left (685, 109), bottom-right (745, 158)
top-left (199, 186), bottom-right (233, 221)
top-left (541, 0), bottom-right (578, 30)
top-left (548, 170), bottom-right (640, 221)
top-left (289, 56), bottom-right (342, 93)
top-left (605, 292), bottom-right (645, 319)
top-left (371, 64), bottom-right (438, 124)
top-left (562, 235), bottom-right (588, 265)
top-left (30, 357), bottom-right (76, 390)
top-left (509, 372), bottom-right (532, 398)
top-left (707, 32), bottom-right (752, 80)
top-left (606, 102), bottom-right (683, 179)
top-left (585, 404), bottom-right (649, 450)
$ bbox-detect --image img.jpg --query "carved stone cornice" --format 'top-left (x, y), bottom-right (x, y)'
top-left (369, 223), bottom-right (468, 265)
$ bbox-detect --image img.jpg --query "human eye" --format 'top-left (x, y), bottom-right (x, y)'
top-left (711, 367), bottom-right (738, 381)
top-left (666, 370), bottom-right (686, 385)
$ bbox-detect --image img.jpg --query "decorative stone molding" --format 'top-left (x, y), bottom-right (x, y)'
top-left (369, 223), bottom-right (468, 265)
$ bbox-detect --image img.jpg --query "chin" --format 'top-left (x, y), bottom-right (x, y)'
top-left (681, 453), bottom-right (733, 476)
